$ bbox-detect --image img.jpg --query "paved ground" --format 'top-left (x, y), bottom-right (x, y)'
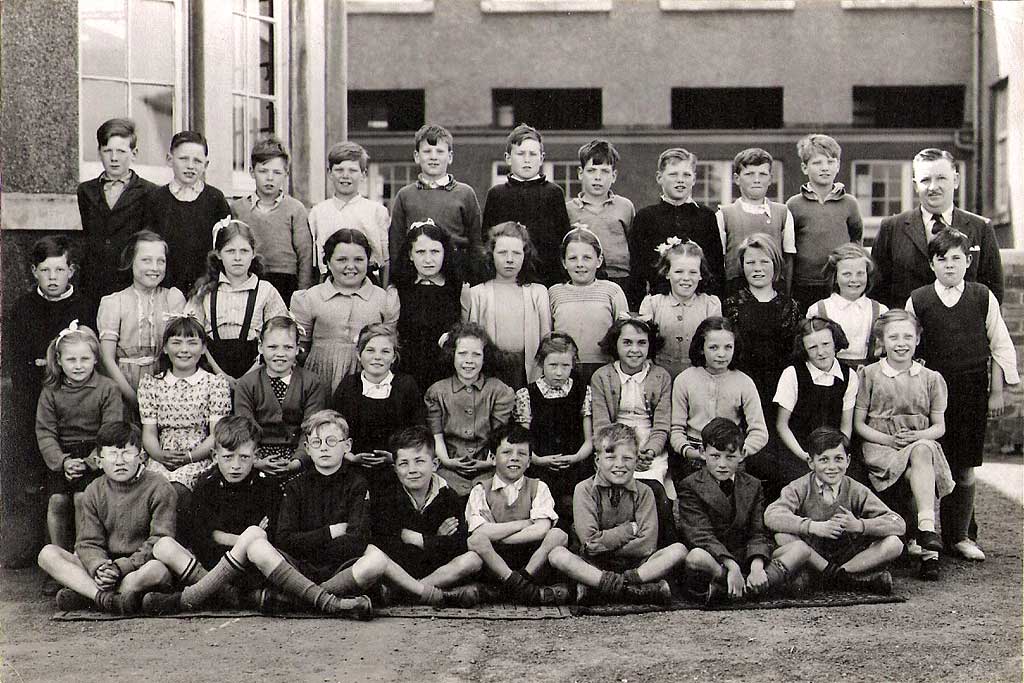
top-left (1, 458), bottom-right (1021, 683)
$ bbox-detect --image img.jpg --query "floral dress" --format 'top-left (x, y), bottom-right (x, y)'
top-left (97, 286), bottom-right (186, 390)
top-left (138, 368), bottom-right (231, 489)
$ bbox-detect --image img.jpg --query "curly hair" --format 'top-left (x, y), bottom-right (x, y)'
top-left (483, 221), bottom-right (537, 285)
top-left (441, 321), bottom-right (502, 378)
top-left (598, 317), bottom-right (665, 362)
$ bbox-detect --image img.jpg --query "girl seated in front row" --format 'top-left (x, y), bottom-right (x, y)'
top-left (464, 221), bottom-right (551, 390)
top-left (234, 315), bottom-right (328, 486)
top-left (190, 220), bottom-right (288, 383)
top-left (514, 332), bottom-right (594, 524)
top-left (590, 317), bottom-right (676, 547)
top-left (670, 316), bottom-right (768, 492)
top-left (807, 242), bottom-right (887, 371)
top-left (854, 309), bottom-right (954, 581)
top-left (425, 322), bottom-right (515, 496)
top-left (770, 317), bottom-right (859, 502)
top-left (333, 323), bottom-right (425, 493)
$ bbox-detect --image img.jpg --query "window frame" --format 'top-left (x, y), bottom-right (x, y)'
top-left (991, 81), bottom-right (1010, 222)
top-left (347, 0), bottom-right (435, 13)
top-left (230, 0), bottom-right (291, 196)
top-left (660, 0), bottom-right (795, 10)
top-left (78, 0), bottom-right (188, 184)
top-left (366, 161), bottom-right (421, 206)
top-left (482, 0), bottom-right (611, 12)
top-left (691, 160), bottom-right (786, 207)
top-left (840, 0), bottom-right (970, 9)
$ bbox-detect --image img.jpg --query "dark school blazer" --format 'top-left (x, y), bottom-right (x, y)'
top-left (675, 468), bottom-right (772, 567)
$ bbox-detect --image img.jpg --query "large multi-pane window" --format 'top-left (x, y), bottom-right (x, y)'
top-left (79, 0), bottom-right (184, 181)
top-left (548, 161), bottom-right (583, 200)
top-left (992, 81), bottom-right (1010, 222)
top-left (366, 162), bottom-right (420, 206)
top-left (232, 0), bottom-right (288, 191)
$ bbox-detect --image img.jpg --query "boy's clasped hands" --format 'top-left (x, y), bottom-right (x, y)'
top-left (809, 506), bottom-right (866, 539)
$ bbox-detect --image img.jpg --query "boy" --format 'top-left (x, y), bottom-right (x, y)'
top-left (677, 418), bottom-right (806, 604)
top-left (565, 139), bottom-right (635, 293)
top-left (549, 424), bottom-right (688, 605)
top-left (717, 148), bottom-right (795, 295)
top-left (144, 130), bottom-right (232, 295)
top-left (274, 410), bottom-right (372, 588)
top-left (77, 118), bottom-right (158, 302)
top-left (906, 228), bottom-right (1019, 562)
top-left (141, 416), bottom-right (370, 618)
top-left (328, 426), bottom-right (484, 607)
top-left (37, 422), bottom-right (174, 614)
top-left (229, 137), bottom-right (314, 305)
top-left (308, 141), bottom-right (389, 284)
top-left (482, 124), bottom-right (571, 288)
top-left (465, 425), bottom-right (570, 605)
top-left (627, 148), bottom-right (724, 309)
top-left (785, 134), bottom-right (863, 313)
top-left (388, 124), bottom-right (483, 284)
top-left (764, 426), bottom-right (904, 594)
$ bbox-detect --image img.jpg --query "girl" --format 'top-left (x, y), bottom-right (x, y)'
top-left (137, 315), bottom-right (231, 513)
top-left (669, 317), bottom-right (768, 486)
top-left (548, 226), bottom-right (629, 386)
top-left (36, 323), bottom-right (123, 552)
top-left (723, 233), bottom-right (802, 420)
top-left (291, 228), bottom-right (400, 393)
top-left (189, 220), bottom-right (288, 381)
top-left (464, 221), bottom-right (551, 390)
top-left (513, 332), bottom-right (594, 522)
top-left (808, 243), bottom-right (888, 370)
top-left (640, 238), bottom-right (722, 379)
top-left (392, 219), bottom-right (466, 393)
top-left (97, 231), bottom-right (186, 410)
top-left (234, 316), bottom-right (327, 481)
top-left (333, 323), bottom-right (425, 492)
top-left (770, 317), bottom-right (860, 500)
top-left (590, 316), bottom-right (676, 546)
top-left (855, 310), bottom-right (954, 579)
top-left (424, 322), bottom-right (515, 496)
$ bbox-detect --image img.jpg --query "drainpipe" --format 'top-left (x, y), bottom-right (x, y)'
top-left (972, 1), bottom-right (982, 214)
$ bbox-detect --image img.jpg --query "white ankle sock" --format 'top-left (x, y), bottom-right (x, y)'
top-left (917, 512), bottom-right (936, 533)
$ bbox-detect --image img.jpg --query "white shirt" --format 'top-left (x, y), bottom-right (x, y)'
top-left (169, 179), bottom-right (205, 202)
top-left (360, 371), bottom-right (394, 399)
top-left (465, 475), bottom-right (558, 532)
top-left (807, 293), bottom-right (889, 360)
top-left (904, 282), bottom-right (1020, 384)
top-left (773, 360), bottom-right (860, 412)
top-left (37, 285), bottom-right (75, 302)
top-left (403, 473), bottom-right (447, 512)
top-left (716, 197), bottom-right (796, 253)
top-left (614, 361), bottom-right (651, 419)
top-left (879, 358), bottom-right (923, 378)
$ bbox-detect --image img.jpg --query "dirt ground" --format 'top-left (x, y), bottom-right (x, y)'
top-left (1, 458), bottom-right (1021, 683)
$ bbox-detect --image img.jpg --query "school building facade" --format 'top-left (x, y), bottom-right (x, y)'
top-left (0, 0), bottom-right (1021, 560)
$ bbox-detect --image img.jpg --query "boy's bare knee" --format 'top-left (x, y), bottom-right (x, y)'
top-left (238, 525), bottom-right (267, 545)
top-left (362, 545), bottom-right (388, 571)
top-left (546, 528), bottom-right (569, 547)
top-left (548, 546), bottom-right (572, 569)
top-left (466, 532), bottom-right (490, 554)
top-left (458, 552), bottom-right (483, 572)
top-left (880, 535), bottom-right (904, 559)
top-left (37, 544), bottom-right (61, 570)
top-left (48, 494), bottom-right (71, 514)
top-left (152, 536), bottom-right (180, 560)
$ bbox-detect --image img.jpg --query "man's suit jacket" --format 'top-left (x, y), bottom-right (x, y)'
top-left (675, 468), bottom-right (772, 566)
top-left (871, 207), bottom-right (1003, 309)
top-left (76, 171), bottom-right (157, 302)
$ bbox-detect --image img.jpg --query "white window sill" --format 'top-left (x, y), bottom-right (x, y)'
top-left (482, 0), bottom-right (612, 13)
top-left (348, 0), bottom-right (434, 14)
top-left (660, 0), bottom-right (795, 11)
top-left (840, 0), bottom-right (970, 9)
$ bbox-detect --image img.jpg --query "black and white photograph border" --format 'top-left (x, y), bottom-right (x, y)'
top-left (1, 0), bottom-right (1022, 681)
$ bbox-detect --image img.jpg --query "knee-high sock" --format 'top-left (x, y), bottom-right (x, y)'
top-left (320, 567), bottom-right (361, 596)
top-left (267, 560), bottom-right (340, 613)
top-left (941, 483), bottom-right (975, 545)
top-left (179, 557), bottom-right (208, 586)
top-left (181, 554), bottom-right (245, 610)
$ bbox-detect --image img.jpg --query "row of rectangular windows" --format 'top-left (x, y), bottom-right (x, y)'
top-left (346, 0), bottom-right (970, 14)
top-left (351, 86), bottom-right (967, 133)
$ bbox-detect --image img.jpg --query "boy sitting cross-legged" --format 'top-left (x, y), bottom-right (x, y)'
top-left (549, 424), bottom-right (688, 605)
top-left (38, 422), bottom-right (175, 615)
top-left (329, 426), bottom-right (485, 608)
top-left (141, 416), bottom-right (370, 617)
top-left (465, 424), bottom-right (570, 605)
top-left (764, 426), bottom-right (904, 595)
top-left (677, 418), bottom-right (807, 604)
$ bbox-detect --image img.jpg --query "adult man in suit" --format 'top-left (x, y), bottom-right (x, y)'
top-left (871, 147), bottom-right (1003, 309)
top-left (76, 118), bottom-right (157, 304)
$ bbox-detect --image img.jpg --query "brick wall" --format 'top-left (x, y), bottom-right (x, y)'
top-left (989, 249), bottom-right (1024, 454)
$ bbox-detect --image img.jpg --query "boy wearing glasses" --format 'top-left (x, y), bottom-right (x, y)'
top-left (142, 415), bottom-right (370, 617)
top-left (37, 422), bottom-right (175, 614)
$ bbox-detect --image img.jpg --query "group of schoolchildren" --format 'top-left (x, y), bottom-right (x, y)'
top-left (13, 115), bottom-right (1018, 620)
